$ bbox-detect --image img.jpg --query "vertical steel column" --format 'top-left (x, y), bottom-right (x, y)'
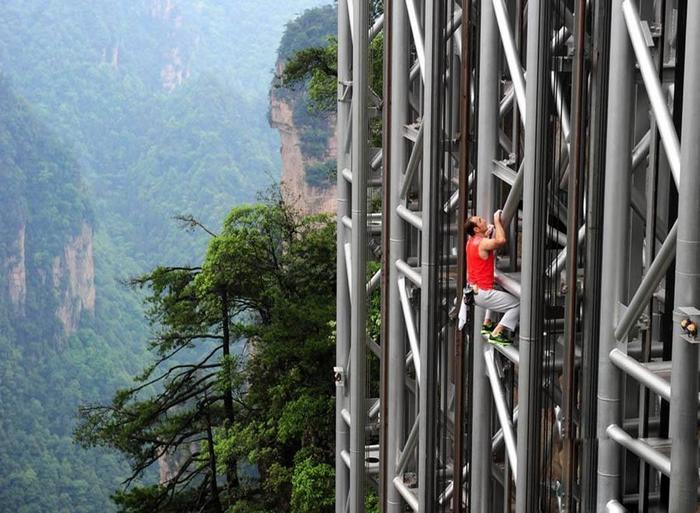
top-left (386, 0), bottom-right (408, 510)
top-left (668, 3), bottom-right (700, 508)
top-left (563, 0), bottom-right (587, 510)
top-left (596, 1), bottom-right (634, 510)
top-left (349, 0), bottom-right (369, 510)
top-left (515, 0), bottom-right (550, 510)
top-left (470, 0), bottom-right (498, 509)
top-left (418, 0), bottom-right (443, 509)
top-left (380, 0), bottom-right (393, 508)
top-left (336, 1), bottom-right (352, 511)
top-left (453, 1), bottom-right (472, 511)
top-left (580, 3), bottom-right (612, 510)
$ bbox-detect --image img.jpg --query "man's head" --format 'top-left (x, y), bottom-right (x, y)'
top-left (465, 215), bottom-right (488, 237)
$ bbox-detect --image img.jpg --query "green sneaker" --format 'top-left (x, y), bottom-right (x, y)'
top-left (480, 322), bottom-right (495, 335)
top-left (488, 330), bottom-right (513, 346)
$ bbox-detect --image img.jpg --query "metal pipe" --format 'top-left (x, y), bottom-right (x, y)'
top-left (369, 13), bottom-right (384, 42)
top-left (417, 0), bottom-right (442, 506)
top-left (632, 130), bottom-right (651, 170)
top-left (563, 2), bottom-right (587, 506)
top-left (396, 415), bottom-right (420, 476)
top-left (546, 224), bottom-right (586, 278)
top-left (516, 0), bottom-right (551, 509)
top-left (349, 0), bottom-right (369, 508)
top-left (551, 70), bottom-right (571, 149)
top-left (499, 86), bottom-right (515, 117)
top-left (494, 271), bottom-right (522, 298)
top-left (485, 349), bottom-right (518, 479)
top-left (580, 3), bottom-right (612, 510)
top-left (396, 205), bottom-right (423, 230)
top-left (444, 171), bottom-right (474, 212)
top-left (471, 1), bottom-right (499, 509)
top-left (606, 500), bottom-right (629, 513)
top-left (396, 259), bottom-right (422, 288)
top-left (669, 3), bottom-right (700, 506)
top-left (346, 0), bottom-right (354, 43)
top-left (344, 243), bottom-right (353, 303)
top-left (621, 0), bottom-right (680, 186)
top-left (404, 0), bottom-right (425, 82)
top-left (492, 0), bottom-right (527, 123)
top-left (492, 406), bottom-right (520, 452)
top-left (501, 161), bottom-right (524, 229)
top-left (438, 464), bottom-right (468, 504)
top-left (399, 123), bottom-right (424, 199)
top-left (614, 222), bottom-right (678, 341)
top-left (335, 1), bottom-right (352, 510)
top-left (393, 476), bottom-right (419, 512)
top-left (608, 348), bottom-right (670, 401)
top-left (596, 1), bottom-right (634, 508)
top-left (453, 3), bottom-right (472, 509)
top-left (367, 269), bottom-right (381, 294)
top-left (606, 424), bottom-right (671, 476)
top-left (384, 0), bottom-right (407, 510)
top-left (398, 277), bottom-right (421, 385)
top-left (379, 1), bottom-right (392, 500)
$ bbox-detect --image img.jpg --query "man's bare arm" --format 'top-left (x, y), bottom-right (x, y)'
top-left (479, 210), bottom-right (507, 256)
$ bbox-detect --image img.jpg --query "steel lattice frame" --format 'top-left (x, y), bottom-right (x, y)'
top-left (336, 0), bottom-right (700, 512)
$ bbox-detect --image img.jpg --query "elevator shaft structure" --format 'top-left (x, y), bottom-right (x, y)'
top-left (336, 0), bottom-right (700, 511)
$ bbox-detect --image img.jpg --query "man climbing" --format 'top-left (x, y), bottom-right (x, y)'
top-left (465, 210), bottom-right (520, 345)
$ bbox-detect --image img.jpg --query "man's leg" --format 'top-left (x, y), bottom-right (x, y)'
top-left (478, 289), bottom-right (519, 337)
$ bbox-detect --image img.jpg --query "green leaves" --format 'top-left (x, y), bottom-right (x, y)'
top-left (290, 458), bottom-right (334, 513)
top-left (76, 196), bottom-right (337, 512)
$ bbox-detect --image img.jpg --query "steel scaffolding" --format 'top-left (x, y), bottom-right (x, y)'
top-left (336, 0), bottom-right (700, 512)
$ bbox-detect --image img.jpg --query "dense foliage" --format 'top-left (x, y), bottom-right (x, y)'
top-left (0, 76), bottom-right (152, 512)
top-left (76, 198), bottom-right (337, 512)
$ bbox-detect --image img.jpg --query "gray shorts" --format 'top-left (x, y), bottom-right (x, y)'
top-left (473, 288), bottom-right (520, 331)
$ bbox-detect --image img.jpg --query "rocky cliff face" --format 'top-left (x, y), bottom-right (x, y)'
top-left (269, 91), bottom-right (336, 216)
top-left (6, 225), bottom-right (27, 315)
top-left (52, 223), bottom-right (96, 337)
top-left (2, 221), bottom-right (95, 338)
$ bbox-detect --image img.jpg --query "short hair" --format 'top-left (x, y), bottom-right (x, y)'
top-left (465, 217), bottom-right (479, 237)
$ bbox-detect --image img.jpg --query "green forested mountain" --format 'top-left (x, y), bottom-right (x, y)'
top-left (0, 1), bottom-right (330, 511)
top-left (0, 76), bottom-right (149, 512)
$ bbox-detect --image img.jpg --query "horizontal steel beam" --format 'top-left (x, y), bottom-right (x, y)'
top-left (606, 499), bottom-right (629, 513)
top-left (397, 205), bottom-right (423, 230)
top-left (606, 424), bottom-right (671, 476)
top-left (396, 259), bottom-right (422, 288)
top-left (609, 348), bottom-right (671, 401)
top-left (393, 476), bottom-right (419, 512)
top-left (494, 271), bottom-right (521, 298)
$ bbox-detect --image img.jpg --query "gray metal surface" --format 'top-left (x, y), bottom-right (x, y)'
top-left (596, 0), bottom-right (634, 509)
top-left (336, 1), bottom-right (700, 511)
top-left (668, 0), bottom-right (700, 507)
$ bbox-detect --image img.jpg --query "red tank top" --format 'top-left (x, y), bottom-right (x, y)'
top-left (467, 236), bottom-right (495, 290)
